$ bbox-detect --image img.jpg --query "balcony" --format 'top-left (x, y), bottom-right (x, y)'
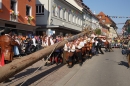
top-left (10, 10), bottom-right (18, 22)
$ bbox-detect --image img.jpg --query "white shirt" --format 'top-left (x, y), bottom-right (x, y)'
top-left (32, 38), bottom-right (37, 46)
top-left (87, 38), bottom-right (91, 42)
top-left (70, 45), bottom-right (75, 52)
top-left (84, 40), bottom-right (87, 44)
top-left (64, 44), bottom-right (68, 51)
top-left (102, 39), bottom-right (106, 42)
top-left (92, 39), bottom-right (94, 43)
top-left (43, 37), bottom-right (54, 46)
top-left (95, 41), bottom-right (98, 46)
top-left (77, 42), bottom-right (84, 49)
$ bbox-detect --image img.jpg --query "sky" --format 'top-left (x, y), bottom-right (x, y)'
top-left (83, 0), bottom-right (130, 33)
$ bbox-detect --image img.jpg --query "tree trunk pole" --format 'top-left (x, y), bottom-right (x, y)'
top-left (0, 31), bottom-right (90, 83)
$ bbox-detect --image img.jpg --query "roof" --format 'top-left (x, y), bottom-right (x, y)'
top-left (97, 12), bottom-right (116, 26)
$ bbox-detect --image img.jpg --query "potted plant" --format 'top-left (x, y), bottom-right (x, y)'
top-left (10, 9), bottom-right (19, 20)
top-left (25, 16), bottom-right (34, 24)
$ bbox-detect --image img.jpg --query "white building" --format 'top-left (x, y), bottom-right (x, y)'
top-left (36, 0), bottom-right (84, 36)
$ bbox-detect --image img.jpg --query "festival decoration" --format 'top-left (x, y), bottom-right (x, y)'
top-left (10, 9), bottom-right (14, 15)
top-left (105, 15), bottom-right (130, 18)
top-left (63, 8), bottom-right (66, 11)
top-left (10, 10), bottom-right (19, 16)
top-left (25, 16), bottom-right (34, 24)
top-left (10, 10), bottom-right (20, 20)
top-left (58, 5), bottom-right (61, 9)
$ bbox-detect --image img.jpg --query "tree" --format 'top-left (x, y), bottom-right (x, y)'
top-left (94, 28), bottom-right (101, 35)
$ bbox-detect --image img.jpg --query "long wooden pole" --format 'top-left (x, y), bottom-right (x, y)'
top-left (0, 30), bottom-right (90, 83)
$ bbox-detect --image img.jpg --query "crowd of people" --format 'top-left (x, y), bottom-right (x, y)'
top-left (0, 30), bottom-right (114, 67)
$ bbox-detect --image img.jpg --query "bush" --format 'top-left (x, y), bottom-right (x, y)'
top-left (95, 29), bottom-right (101, 35)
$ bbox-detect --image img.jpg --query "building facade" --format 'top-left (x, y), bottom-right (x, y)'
top-left (97, 12), bottom-right (117, 38)
top-left (0, 0), bottom-right (37, 35)
top-left (36, 0), bottom-right (85, 36)
top-left (122, 19), bottom-right (130, 37)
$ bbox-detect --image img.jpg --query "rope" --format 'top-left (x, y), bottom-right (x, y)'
top-left (20, 41), bottom-right (62, 86)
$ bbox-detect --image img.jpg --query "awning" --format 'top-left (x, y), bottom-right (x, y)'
top-left (0, 18), bottom-right (39, 31)
top-left (36, 25), bottom-right (81, 33)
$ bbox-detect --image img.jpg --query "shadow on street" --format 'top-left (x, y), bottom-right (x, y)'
top-left (118, 61), bottom-right (129, 68)
top-left (15, 64), bottom-right (65, 86)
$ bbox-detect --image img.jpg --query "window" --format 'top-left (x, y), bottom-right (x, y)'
top-left (68, 13), bottom-right (71, 22)
top-left (75, 16), bottom-right (77, 24)
top-left (80, 19), bottom-right (82, 26)
top-left (78, 18), bottom-right (80, 25)
top-left (73, 15), bottom-right (75, 23)
top-left (77, 17), bottom-right (79, 25)
top-left (26, 5), bottom-right (31, 16)
top-left (54, 6), bottom-right (58, 16)
top-left (11, 0), bottom-right (16, 11)
top-left (79, 19), bottom-right (81, 25)
top-left (63, 10), bottom-right (66, 20)
top-left (36, 4), bottom-right (44, 15)
top-left (10, 0), bottom-right (17, 21)
top-left (0, 0), bottom-right (2, 9)
top-left (99, 16), bottom-right (101, 18)
top-left (60, 9), bottom-right (63, 18)
top-left (102, 20), bottom-right (105, 22)
top-left (83, 14), bottom-right (86, 19)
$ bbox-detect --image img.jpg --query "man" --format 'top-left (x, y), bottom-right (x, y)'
top-left (97, 37), bottom-right (104, 54)
top-left (0, 29), bottom-right (19, 64)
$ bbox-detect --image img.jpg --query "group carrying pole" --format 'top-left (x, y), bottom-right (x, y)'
top-left (0, 30), bottom-right (91, 83)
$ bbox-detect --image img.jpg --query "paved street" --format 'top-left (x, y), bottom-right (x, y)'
top-left (55, 49), bottom-right (130, 86)
top-left (1, 49), bottom-right (130, 86)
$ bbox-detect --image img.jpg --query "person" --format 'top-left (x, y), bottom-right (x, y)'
top-left (127, 35), bottom-right (130, 68)
top-left (0, 29), bottom-right (19, 64)
top-left (97, 37), bottom-right (104, 54)
top-left (94, 37), bottom-right (99, 55)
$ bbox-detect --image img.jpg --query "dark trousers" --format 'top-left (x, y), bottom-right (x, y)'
top-left (98, 45), bottom-right (104, 54)
top-left (95, 46), bottom-right (99, 54)
top-left (76, 52), bottom-right (82, 62)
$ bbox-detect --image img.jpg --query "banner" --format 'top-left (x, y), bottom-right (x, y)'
top-left (105, 15), bottom-right (130, 18)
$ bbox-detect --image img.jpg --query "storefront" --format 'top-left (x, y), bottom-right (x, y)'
top-left (36, 25), bottom-right (80, 36)
top-left (0, 19), bottom-right (38, 36)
